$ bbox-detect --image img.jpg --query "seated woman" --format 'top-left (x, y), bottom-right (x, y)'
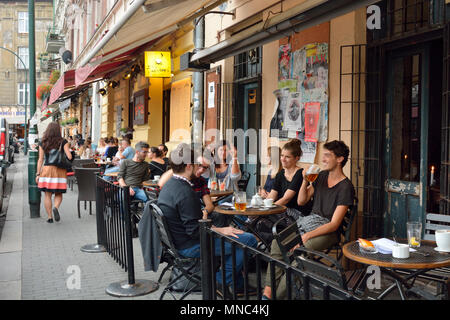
top-left (251, 139), bottom-right (312, 248)
top-left (95, 137), bottom-right (107, 157)
top-left (148, 146), bottom-right (168, 179)
top-left (266, 139), bottom-right (312, 220)
top-left (78, 139), bottom-right (93, 159)
top-left (104, 137), bottom-right (119, 161)
top-left (208, 140), bottom-right (241, 193)
top-left (260, 146), bottom-right (282, 198)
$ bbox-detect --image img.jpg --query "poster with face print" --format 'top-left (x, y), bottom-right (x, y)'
top-left (284, 92), bottom-right (304, 132)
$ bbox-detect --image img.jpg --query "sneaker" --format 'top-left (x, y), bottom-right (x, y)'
top-left (47, 218), bottom-right (54, 223)
top-left (53, 208), bottom-right (60, 222)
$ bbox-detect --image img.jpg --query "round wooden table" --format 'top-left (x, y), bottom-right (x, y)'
top-left (214, 203), bottom-right (287, 250)
top-left (343, 240), bottom-right (450, 299)
top-left (214, 203), bottom-right (287, 216)
top-left (210, 190), bottom-right (233, 198)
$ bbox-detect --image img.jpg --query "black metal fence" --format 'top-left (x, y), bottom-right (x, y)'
top-left (199, 220), bottom-right (359, 300)
top-left (94, 176), bottom-right (158, 297)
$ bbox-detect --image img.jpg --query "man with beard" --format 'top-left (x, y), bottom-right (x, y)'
top-left (157, 143), bottom-right (258, 297)
top-left (118, 141), bottom-right (151, 203)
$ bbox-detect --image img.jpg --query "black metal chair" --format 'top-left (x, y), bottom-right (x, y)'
top-left (73, 167), bottom-right (101, 218)
top-left (237, 171), bottom-right (251, 192)
top-left (72, 158), bottom-right (95, 167)
top-left (293, 247), bottom-right (360, 299)
top-left (323, 197), bottom-right (359, 260)
top-left (149, 202), bottom-right (202, 300)
top-left (271, 197), bottom-right (367, 297)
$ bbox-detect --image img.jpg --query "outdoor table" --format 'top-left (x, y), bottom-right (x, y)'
top-left (214, 203), bottom-right (287, 249)
top-left (343, 240), bottom-right (450, 300)
top-left (210, 190), bottom-right (233, 204)
top-left (104, 171), bottom-right (118, 177)
top-left (143, 180), bottom-right (159, 187)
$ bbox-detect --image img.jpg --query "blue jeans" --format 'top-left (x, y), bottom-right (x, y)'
top-left (131, 187), bottom-right (148, 203)
top-left (178, 232), bottom-right (257, 288)
top-left (104, 166), bottom-right (119, 181)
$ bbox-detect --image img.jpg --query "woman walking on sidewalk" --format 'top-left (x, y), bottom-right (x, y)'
top-left (36, 122), bottom-right (73, 223)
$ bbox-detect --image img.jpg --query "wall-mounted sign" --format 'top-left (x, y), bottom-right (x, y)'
top-left (133, 89), bottom-right (148, 125)
top-left (145, 51), bottom-right (171, 78)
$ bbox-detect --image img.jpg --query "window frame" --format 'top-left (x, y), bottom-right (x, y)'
top-left (18, 11), bottom-right (28, 34)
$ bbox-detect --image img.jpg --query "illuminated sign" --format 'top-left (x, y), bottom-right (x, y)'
top-left (145, 51), bottom-right (171, 78)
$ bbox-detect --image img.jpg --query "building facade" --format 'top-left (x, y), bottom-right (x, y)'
top-left (0, 0), bottom-right (53, 136)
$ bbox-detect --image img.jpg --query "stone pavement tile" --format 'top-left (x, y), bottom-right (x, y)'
top-left (0, 280), bottom-right (20, 300)
top-left (0, 251), bottom-right (21, 282)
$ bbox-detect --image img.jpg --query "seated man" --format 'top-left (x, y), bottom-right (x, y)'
top-left (157, 143), bottom-right (258, 296)
top-left (262, 140), bottom-right (355, 300)
top-left (117, 141), bottom-right (151, 203)
top-left (158, 154), bottom-right (214, 216)
top-left (104, 138), bottom-right (135, 178)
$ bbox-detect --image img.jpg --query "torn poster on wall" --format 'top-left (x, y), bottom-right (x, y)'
top-left (271, 42), bottom-right (328, 144)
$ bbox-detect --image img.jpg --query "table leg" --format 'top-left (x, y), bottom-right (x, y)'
top-left (376, 268), bottom-right (432, 300)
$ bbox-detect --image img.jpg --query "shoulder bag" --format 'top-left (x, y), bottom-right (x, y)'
top-left (47, 141), bottom-right (73, 170)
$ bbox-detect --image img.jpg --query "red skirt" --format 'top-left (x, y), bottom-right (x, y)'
top-left (37, 165), bottom-right (68, 193)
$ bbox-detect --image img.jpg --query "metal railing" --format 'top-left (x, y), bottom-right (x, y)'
top-left (81, 176), bottom-right (158, 297)
top-left (199, 219), bottom-right (359, 300)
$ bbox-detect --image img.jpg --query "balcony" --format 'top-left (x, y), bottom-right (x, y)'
top-left (45, 27), bottom-right (65, 54)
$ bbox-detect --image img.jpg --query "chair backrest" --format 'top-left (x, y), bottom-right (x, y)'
top-left (237, 171), bottom-right (251, 191)
top-left (272, 219), bottom-right (303, 264)
top-left (294, 247), bottom-right (347, 291)
top-left (424, 213), bottom-right (450, 241)
top-left (149, 202), bottom-right (181, 260)
top-left (144, 186), bottom-right (160, 202)
top-left (339, 197), bottom-right (358, 244)
top-left (73, 158), bottom-right (95, 168)
top-left (74, 167), bottom-right (101, 201)
top-left (82, 162), bottom-right (99, 168)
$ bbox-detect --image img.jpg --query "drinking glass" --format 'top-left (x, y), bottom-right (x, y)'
top-left (407, 221), bottom-right (422, 248)
top-left (219, 178), bottom-right (226, 191)
top-left (234, 191), bottom-right (247, 212)
top-left (305, 164), bottom-right (320, 183)
top-left (210, 178), bottom-right (218, 191)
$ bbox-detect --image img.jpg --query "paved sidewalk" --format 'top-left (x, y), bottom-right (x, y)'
top-left (0, 154), bottom-right (201, 300)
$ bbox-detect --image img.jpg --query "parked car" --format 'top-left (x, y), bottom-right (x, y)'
top-left (0, 118), bottom-right (13, 211)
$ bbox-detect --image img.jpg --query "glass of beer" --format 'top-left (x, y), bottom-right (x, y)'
top-left (305, 164), bottom-right (320, 183)
top-left (234, 191), bottom-right (247, 212)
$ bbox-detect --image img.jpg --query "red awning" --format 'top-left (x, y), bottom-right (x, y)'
top-left (75, 37), bottom-right (162, 87)
top-left (75, 60), bottom-right (126, 87)
top-left (48, 70), bottom-right (76, 105)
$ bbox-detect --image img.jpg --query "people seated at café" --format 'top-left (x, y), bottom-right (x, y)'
top-left (104, 137), bottom-right (119, 162)
top-left (148, 147), bottom-right (168, 180)
top-left (156, 143), bottom-right (258, 296)
top-left (104, 138), bottom-right (135, 177)
top-left (117, 141), bottom-right (151, 203)
top-left (245, 139), bottom-right (312, 245)
top-left (96, 137), bottom-right (107, 156)
top-left (260, 146), bottom-right (282, 199)
top-left (207, 140), bottom-right (241, 193)
top-left (158, 153), bottom-right (214, 216)
top-left (262, 140), bottom-right (355, 300)
top-left (78, 138), bottom-right (93, 159)
top-left (158, 144), bottom-right (169, 167)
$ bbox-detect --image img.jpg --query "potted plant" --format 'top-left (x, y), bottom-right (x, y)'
top-left (49, 70), bottom-right (61, 85)
top-left (36, 83), bottom-right (53, 101)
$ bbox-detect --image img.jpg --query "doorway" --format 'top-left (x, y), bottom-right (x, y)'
top-left (384, 40), bottom-right (443, 238)
top-left (234, 80), bottom-right (261, 197)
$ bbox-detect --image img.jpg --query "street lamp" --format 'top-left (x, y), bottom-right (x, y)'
top-left (0, 46), bottom-right (29, 155)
